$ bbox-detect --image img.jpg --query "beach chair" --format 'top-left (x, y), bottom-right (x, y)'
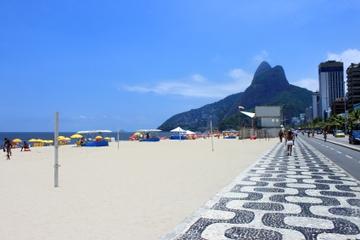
top-left (22, 145), bottom-right (31, 151)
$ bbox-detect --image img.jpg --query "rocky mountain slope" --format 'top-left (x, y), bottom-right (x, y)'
top-left (159, 61), bottom-right (312, 131)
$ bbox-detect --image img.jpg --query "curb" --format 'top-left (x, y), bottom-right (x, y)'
top-left (313, 136), bottom-right (360, 152)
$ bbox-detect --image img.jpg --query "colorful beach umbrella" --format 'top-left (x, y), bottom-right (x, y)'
top-left (12, 138), bottom-right (22, 143)
top-left (95, 135), bottom-right (103, 140)
top-left (28, 139), bottom-right (37, 143)
top-left (70, 134), bottom-right (83, 139)
top-left (57, 136), bottom-right (66, 141)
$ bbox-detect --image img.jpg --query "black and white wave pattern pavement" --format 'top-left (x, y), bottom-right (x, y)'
top-left (162, 138), bottom-right (360, 240)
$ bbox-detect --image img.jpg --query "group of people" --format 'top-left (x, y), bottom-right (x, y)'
top-left (2, 139), bottom-right (30, 160)
top-left (303, 129), bottom-right (328, 142)
top-left (278, 129), bottom-right (296, 156)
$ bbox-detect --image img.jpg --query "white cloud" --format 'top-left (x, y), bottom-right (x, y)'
top-left (253, 50), bottom-right (269, 64)
top-left (123, 69), bottom-right (253, 99)
top-left (228, 68), bottom-right (250, 80)
top-left (191, 74), bottom-right (207, 83)
top-left (292, 78), bottom-right (318, 92)
top-left (327, 48), bottom-right (360, 69)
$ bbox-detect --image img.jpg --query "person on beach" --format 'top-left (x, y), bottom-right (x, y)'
top-left (3, 138), bottom-right (12, 160)
top-left (286, 130), bottom-right (294, 156)
top-left (278, 129), bottom-right (284, 143)
top-left (283, 129), bottom-right (288, 147)
top-left (21, 141), bottom-right (29, 151)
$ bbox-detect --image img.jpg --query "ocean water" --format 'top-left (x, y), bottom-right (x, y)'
top-left (0, 132), bottom-right (173, 145)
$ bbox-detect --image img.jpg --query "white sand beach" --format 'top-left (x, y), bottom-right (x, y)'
top-left (0, 138), bottom-right (277, 240)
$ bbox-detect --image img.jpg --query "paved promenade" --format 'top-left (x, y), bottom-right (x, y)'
top-left (163, 137), bottom-right (360, 240)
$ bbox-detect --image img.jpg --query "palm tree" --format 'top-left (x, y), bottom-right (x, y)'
top-left (349, 109), bottom-right (360, 128)
top-left (327, 115), bottom-right (345, 130)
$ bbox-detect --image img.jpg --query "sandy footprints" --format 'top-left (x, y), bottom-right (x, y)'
top-left (175, 139), bottom-right (360, 240)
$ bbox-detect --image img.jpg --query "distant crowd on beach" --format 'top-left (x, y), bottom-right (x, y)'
top-left (2, 138), bottom-right (30, 160)
top-left (2, 128), bottom-right (277, 160)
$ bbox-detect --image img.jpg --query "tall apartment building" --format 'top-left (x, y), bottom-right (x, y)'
top-left (347, 63), bottom-right (360, 110)
top-left (331, 97), bottom-right (345, 115)
top-left (305, 106), bottom-right (313, 123)
top-left (312, 91), bottom-right (320, 119)
top-left (318, 61), bottom-right (344, 119)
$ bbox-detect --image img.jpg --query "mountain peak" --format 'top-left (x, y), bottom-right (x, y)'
top-left (159, 61), bottom-right (312, 131)
top-left (251, 62), bottom-right (289, 87)
top-left (254, 61), bottom-right (272, 78)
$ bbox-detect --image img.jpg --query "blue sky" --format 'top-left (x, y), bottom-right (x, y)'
top-left (1, 0), bottom-right (360, 131)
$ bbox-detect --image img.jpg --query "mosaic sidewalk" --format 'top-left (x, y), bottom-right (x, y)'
top-left (162, 138), bottom-right (360, 240)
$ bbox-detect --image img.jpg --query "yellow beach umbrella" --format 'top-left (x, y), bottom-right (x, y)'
top-left (65, 137), bottom-right (71, 141)
top-left (28, 139), bottom-right (37, 143)
top-left (12, 138), bottom-right (22, 143)
top-left (95, 135), bottom-right (103, 140)
top-left (70, 134), bottom-right (83, 139)
top-left (57, 136), bottom-right (66, 141)
top-left (104, 137), bottom-right (111, 141)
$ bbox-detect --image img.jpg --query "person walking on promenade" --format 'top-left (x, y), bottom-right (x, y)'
top-left (278, 129), bottom-right (284, 143)
top-left (3, 138), bottom-right (12, 160)
top-left (286, 130), bottom-right (294, 156)
top-left (323, 130), bottom-right (327, 142)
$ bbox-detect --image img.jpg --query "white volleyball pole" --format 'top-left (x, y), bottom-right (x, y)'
top-left (54, 112), bottom-right (59, 187)
top-left (117, 130), bottom-right (120, 150)
top-left (210, 119), bottom-right (214, 152)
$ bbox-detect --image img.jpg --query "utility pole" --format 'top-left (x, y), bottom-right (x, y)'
top-left (54, 112), bottom-right (59, 188)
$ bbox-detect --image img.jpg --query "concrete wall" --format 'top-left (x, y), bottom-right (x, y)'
top-left (239, 128), bottom-right (280, 138)
top-left (255, 106), bottom-right (281, 117)
top-left (260, 117), bottom-right (281, 128)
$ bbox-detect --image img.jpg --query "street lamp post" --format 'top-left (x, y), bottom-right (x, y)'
top-left (344, 96), bottom-right (348, 134)
top-left (238, 106), bottom-right (256, 139)
top-left (238, 106), bottom-right (245, 139)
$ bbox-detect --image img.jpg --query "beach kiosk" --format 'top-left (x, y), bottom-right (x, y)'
top-left (137, 129), bottom-right (161, 142)
top-left (170, 126), bottom-right (187, 140)
top-left (77, 130), bottom-right (112, 147)
top-left (222, 129), bottom-right (238, 139)
top-left (185, 130), bottom-right (197, 140)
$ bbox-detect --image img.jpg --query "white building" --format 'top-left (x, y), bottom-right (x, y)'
top-left (255, 106), bottom-right (282, 128)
